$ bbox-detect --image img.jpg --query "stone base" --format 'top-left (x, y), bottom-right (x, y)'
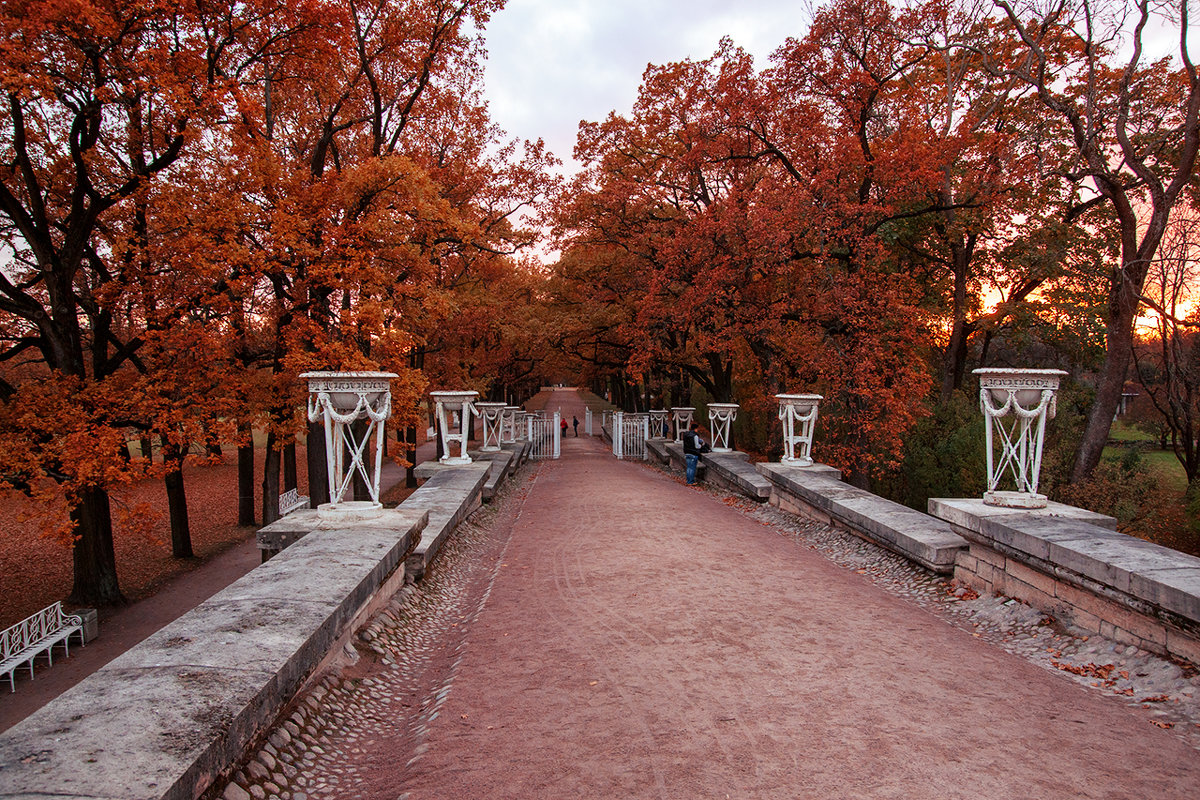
top-left (760, 463), bottom-right (967, 574)
top-left (317, 501), bottom-right (384, 523)
top-left (930, 497), bottom-right (1200, 666)
top-left (780, 456), bottom-right (814, 467)
top-left (984, 490), bottom-right (1048, 509)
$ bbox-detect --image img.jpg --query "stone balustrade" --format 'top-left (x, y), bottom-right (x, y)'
top-left (0, 447), bottom-right (526, 799)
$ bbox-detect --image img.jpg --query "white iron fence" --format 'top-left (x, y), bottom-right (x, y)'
top-left (526, 411), bottom-right (561, 459)
top-left (612, 412), bottom-right (649, 460)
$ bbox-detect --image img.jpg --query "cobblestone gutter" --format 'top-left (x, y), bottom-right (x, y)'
top-left (214, 470), bottom-right (534, 800)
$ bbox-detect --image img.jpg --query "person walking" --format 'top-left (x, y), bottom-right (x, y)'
top-left (680, 421), bottom-right (709, 485)
top-left (572, 416), bottom-right (580, 436)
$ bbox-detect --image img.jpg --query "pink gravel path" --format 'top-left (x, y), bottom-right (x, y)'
top-left (398, 391), bottom-right (1200, 799)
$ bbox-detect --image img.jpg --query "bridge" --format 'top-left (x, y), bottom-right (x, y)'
top-left (1, 389), bottom-right (1198, 798)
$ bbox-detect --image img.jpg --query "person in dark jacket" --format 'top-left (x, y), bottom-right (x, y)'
top-left (680, 421), bottom-right (709, 485)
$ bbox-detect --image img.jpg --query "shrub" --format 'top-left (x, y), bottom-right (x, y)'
top-left (877, 392), bottom-right (985, 511)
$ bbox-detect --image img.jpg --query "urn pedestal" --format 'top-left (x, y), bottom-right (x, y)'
top-left (301, 371), bottom-right (397, 521)
top-left (431, 390), bottom-right (479, 465)
top-left (707, 403), bottom-right (739, 453)
top-left (974, 368), bottom-right (1067, 509)
top-left (648, 410), bottom-right (670, 440)
top-left (475, 402), bottom-right (508, 452)
top-left (776, 394), bottom-right (823, 466)
top-left (670, 407), bottom-right (695, 442)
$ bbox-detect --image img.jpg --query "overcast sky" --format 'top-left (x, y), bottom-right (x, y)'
top-left (481, 0), bottom-right (809, 174)
top-left (480, 1), bottom-right (1193, 177)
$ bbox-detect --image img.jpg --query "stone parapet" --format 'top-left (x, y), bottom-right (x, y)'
top-left (702, 452), bottom-right (772, 501)
top-left (929, 498), bottom-right (1200, 664)
top-left (646, 438), bottom-right (671, 465)
top-left (404, 462), bottom-right (490, 582)
top-left (759, 464), bottom-right (967, 574)
top-left (457, 447), bottom-right (515, 500)
top-left (0, 507), bottom-right (428, 800)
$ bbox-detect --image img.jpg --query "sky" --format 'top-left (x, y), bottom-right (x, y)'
top-left (480, 0), bottom-right (809, 174)
top-left (479, 1), bottom-right (1193, 177)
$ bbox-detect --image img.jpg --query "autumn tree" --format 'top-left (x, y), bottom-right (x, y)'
top-left (0, 0), bottom-right (294, 604)
top-left (556, 23), bottom-right (938, 480)
top-left (1133, 206), bottom-right (1200, 484)
top-left (962, 0), bottom-right (1200, 481)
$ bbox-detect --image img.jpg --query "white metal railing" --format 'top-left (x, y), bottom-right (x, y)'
top-left (612, 412), bottom-right (649, 460)
top-left (526, 411), bottom-right (561, 459)
top-left (585, 408), bottom-right (593, 436)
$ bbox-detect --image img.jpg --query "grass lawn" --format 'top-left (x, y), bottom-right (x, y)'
top-left (1142, 450), bottom-right (1191, 493)
top-left (1105, 421), bottom-right (1190, 491)
top-left (1107, 419), bottom-right (1157, 443)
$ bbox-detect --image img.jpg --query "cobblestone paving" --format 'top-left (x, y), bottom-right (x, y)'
top-left (216, 468), bottom-right (536, 800)
top-left (219, 459), bottom-right (1200, 800)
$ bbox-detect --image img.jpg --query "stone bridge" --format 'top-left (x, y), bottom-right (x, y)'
top-left (2, 389), bottom-right (1199, 799)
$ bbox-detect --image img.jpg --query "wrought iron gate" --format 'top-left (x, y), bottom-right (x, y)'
top-left (612, 412), bottom-right (649, 460)
top-left (526, 411), bottom-right (561, 459)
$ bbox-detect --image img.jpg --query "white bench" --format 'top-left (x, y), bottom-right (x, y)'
top-left (0, 602), bottom-right (84, 692)
top-left (279, 488), bottom-right (309, 516)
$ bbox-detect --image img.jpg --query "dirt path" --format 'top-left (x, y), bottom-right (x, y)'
top-left (391, 391), bottom-right (1200, 799)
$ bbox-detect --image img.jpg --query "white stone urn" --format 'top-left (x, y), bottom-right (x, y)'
top-left (707, 403), bottom-right (739, 453)
top-left (648, 409), bottom-right (670, 440)
top-left (431, 390), bottom-right (479, 465)
top-left (302, 371), bottom-right (398, 522)
top-left (670, 407), bottom-right (695, 442)
top-left (776, 394), bottom-right (823, 465)
top-left (475, 402), bottom-right (508, 452)
top-left (974, 368), bottom-right (1068, 508)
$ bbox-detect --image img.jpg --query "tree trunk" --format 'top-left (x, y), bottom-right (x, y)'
top-left (306, 420), bottom-right (330, 507)
top-left (139, 436), bottom-right (153, 460)
top-left (283, 441), bottom-right (297, 492)
top-left (406, 424), bottom-right (418, 489)
top-left (162, 441), bottom-right (194, 559)
top-left (237, 432), bottom-right (255, 527)
top-left (1071, 304), bottom-right (1136, 482)
top-left (940, 317), bottom-right (972, 402)
top-left (263, 432), bottom-right (282, 525)
top-left (68, 486), bottom-right (125, 607)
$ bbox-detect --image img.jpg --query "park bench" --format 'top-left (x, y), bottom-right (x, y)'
top-left (0, 602), bottom-right (84, 692)
top-left (279, 488), bottom-right (309, 516)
